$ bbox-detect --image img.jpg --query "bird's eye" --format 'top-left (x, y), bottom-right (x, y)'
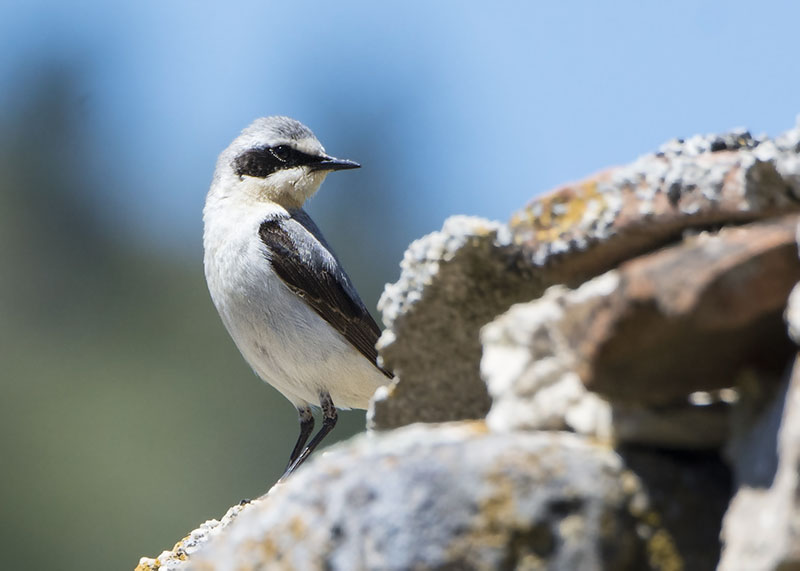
top-left (271, 145), bottom-right (291, 162)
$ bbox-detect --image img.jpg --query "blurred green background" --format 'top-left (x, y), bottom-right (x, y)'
top-left (2, 1), bottom-right (800, 569)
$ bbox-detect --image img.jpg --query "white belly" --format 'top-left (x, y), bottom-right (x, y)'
top-left (203, 205), bottom-right (387, 410)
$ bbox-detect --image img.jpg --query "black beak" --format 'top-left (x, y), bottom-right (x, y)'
top-left (311, 156), bottom-right (361, 172)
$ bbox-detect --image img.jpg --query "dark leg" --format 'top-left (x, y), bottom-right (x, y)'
top-left (280, 393), bottom-right (338, 480)
top-left (286, 405), bottom-right (314, 470)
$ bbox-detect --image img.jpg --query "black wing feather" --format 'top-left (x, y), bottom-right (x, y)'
top-left (259, 211), bottom-right (392, 378)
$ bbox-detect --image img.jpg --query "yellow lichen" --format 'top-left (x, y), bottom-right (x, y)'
top-left (444, 467), bottom-right (516, 560)
top-left (289, 515), bottom-right (307, 540)
top-left (134, 558), bottom-right (159, 571)
top-left (513, 178), bottom-right (608, 243)
top-left (647, 528), bottom-right (683, 571)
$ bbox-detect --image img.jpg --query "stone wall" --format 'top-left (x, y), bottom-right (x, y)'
top-left (138, 122), bottom-right (800, 571)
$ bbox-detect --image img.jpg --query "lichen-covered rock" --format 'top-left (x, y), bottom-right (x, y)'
top-left (136, 503), bottom-right (249, 571)
top-left (372, 126), bottom-right (800, 431)
top-left (371, 217), bottom-right (543, 429)
top-left (186, 423), bottom-right (658, 571)
top-left (481, 275), bottom-right (616, 439)
top-left (512, 126), bottom-right (800, 278)
top-left (484, 214), bottom-right (800, 448)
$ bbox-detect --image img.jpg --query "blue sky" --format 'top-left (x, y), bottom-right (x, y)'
top-left (2, 0), bottom-right (799, 258)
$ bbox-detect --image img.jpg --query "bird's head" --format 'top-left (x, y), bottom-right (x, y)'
top-left (212, 116), bottom-right (360, 210)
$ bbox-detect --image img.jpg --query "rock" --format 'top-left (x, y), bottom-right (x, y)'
top-left (489, 214), bottom-right (799, 399)
top-left (481, 275), bottom-right (616, 440)
top-left (143, 423), bottom-right (731, 571)
top-left (186, 423), bottom-right (662, 571)
top-left (717, 284), bottom-right (800, 569)
top-left (371, 216), bottom-right (544, 429)
top-left (372, 127), bottom-right (800, 430)
top-left (511, 127), bottom-right (800, 281)
top-left (135, 502), bottom-right (249, 571)
top-left (717, 363), bottom-right (800, 570)
top-left (581, 214), bottom-right (800, 404)
top-left (786, 282), bottom-right (800, 344)
top-left (484, 214), bottom-right (800, 447)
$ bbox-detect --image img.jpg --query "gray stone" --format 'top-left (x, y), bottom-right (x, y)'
top-left (136, 502), bottom-right (249, 571)
top-left (717, 285), bottom-right (800, 569)
top-left (371, 216), bottom-right (544, 429)
top-left (187, 424), bottom-right (657, 571)
top-left (481, 275), bottom-right (615, 440)
top-left (144, 424), bottom-right (731, 571)
top-left (786, 282), bottom-right (800, 345)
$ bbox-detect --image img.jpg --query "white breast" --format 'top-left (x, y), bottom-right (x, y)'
top-left (203, 195), bottom-right (388, 410)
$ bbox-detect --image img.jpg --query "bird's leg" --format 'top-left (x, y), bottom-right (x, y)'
top-left (280, 393), bottom-right (337, 480)
top-left (286, 405), bottom-right (315, 470)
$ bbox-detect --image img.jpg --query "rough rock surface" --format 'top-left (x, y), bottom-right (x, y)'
top-left (481, 275), bottom-right (616, 439)
top-left (579, 215), bottom-right (800, 403)
top-left (140, 424), bottom-right (731, 571)
top-left (512, 128), bottom-right (800, 278)
top-left (484, 214), bottom-right (800, 441)
top-left (717, 287), bottom-right (800, 570)
top-left (136, 503), bottom-right (248, 571)
top-left (186, 424), bottom-right (675, 571)
top-left (371, 217), bottom-right (543, 428)
top-left (372, 125), bottom-right (800, 430)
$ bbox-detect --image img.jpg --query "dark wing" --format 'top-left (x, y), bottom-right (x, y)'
top-left (259, 211), bottom-right (392, 378)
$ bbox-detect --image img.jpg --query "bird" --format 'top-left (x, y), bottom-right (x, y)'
top-left (203, 116), bottom-right (392, 480)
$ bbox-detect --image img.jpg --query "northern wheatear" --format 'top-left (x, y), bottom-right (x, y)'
top-left (203, 116), bottom-right (392, 479)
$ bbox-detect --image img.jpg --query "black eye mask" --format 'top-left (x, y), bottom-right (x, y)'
top-left (232, 145), bottom-right (322, 179)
